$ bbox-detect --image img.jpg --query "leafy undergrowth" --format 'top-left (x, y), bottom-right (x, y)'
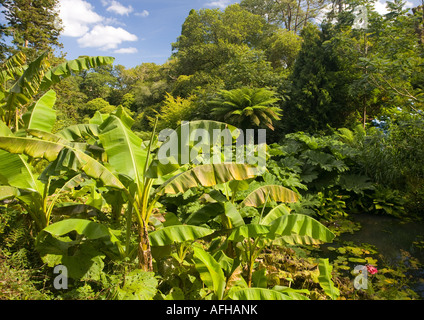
top-left (1, 203), bottom-right (422, 300)
top-left (0, 255), bottom-right (52, 300)
top-left (255, 217), bottom-right (423, 300)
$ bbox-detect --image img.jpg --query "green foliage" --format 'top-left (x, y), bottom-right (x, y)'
top-left (153, 93), bottom-right (198, 131)
top-left (350, 117), bottom-right (424, 215)
top-left (193, 246), bottom-right (226, 300)
top-left (318, 258), bottom-right (340, 300)
top-left (111, 269), bottom-right (158, 300)
top-left (171, 4), bottom-right (289, 98)
top-left (240, 0), bottom-right (327, 32)
top-left (1, 0), bottom-right (63, 57)
top-left (283, 24), bottom-right (362, 133)
top-left (0, 51), bottom-right (114, 130)
top-left (209, 87), bottom-right (281, 130)
top-left (35, 219), bottom-right (123, 280)
top-left (1, 0), bottom-right (424, 301)
top-left (79, 98), bottom-right (115, 120)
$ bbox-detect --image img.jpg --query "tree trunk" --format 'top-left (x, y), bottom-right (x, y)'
top-left (294, 0), bottom-right (301, 33)
top-left (363, 104), bottom-right (367, 129)
top-left (138, 221), bottom-right (153, 272)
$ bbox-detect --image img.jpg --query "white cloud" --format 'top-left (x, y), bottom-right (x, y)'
top-left (403, 1), bottom-right (414, 9)
top-left (105, 0), bottom-right (134, 16)
top-left (103, 17), bottom-right (126, 26)
top-left (374, 0), bottom-right (389, 15)
top-left (373, 0), bottom-right (414, 15)
top-left (205, 0), bottom-right (232, 9)
top-left (135, 10), bottom-right (150, 18)
top-left (58, 0), bottom-right (140, 52)
top-left (58, 0), bottom-right (103, 37)
top-left (77, 25), bottom-right (138, 50)
top-left (114, 47), bottom-right (138, 54)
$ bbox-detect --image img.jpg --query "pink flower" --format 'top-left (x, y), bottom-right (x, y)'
top-left (366, 264), bottom-right (378, 275)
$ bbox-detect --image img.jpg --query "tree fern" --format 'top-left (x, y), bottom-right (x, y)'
top-left (209, 87), bottom-right (281, 130)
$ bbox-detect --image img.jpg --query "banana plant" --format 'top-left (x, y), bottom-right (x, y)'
top-left (185, 181), bottom-right (335, 287)
top-left (0, 50), bottom-right (114, 130)
top-left (0, 108), bottom-right (258, 271)
top-left (192, 245), bottom-right (310, 300)
top-left (0, 90), bottom-right (92, 231)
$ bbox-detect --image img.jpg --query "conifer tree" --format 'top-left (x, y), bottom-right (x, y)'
top-left (0, 0), bottom-right (63, 57)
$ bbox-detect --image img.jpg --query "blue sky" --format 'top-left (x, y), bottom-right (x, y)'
top-left (1, 0), bottom-right (420, 69)
top-left (57, 0), bottom-right (239, 68)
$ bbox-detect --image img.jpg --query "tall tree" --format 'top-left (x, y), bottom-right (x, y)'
top-left (282, 24), bottom-right (362, 133)
top-left (171, 4), bottom-right (286, 97)
top-left (240, 0), bottom-right (328, 32)
top-left (172, 5), bottom-right (267, 76)
top-left (0, 0), bottom-right (63, 57)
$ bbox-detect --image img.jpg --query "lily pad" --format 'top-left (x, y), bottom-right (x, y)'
top-left (348, 257), bottom-right (366, 263)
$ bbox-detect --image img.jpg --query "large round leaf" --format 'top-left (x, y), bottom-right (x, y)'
top-left (42, 219), bottom-right (117, 241)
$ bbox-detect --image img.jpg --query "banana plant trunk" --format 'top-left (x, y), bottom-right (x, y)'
top-left (138, 220), bottom-right (153, 272)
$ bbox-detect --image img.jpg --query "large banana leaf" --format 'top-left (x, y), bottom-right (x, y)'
top-left (3, 51), bottom-right (50, 123)
top-left (228, 287), bottom-right (308, 300)
top-left (22, 90), bottom-right (56, 132)
top-left (222, 202), bottom-right (245, 228)
top-left (0, 121), bottom-right (41, 192)
top-left (0, 186), bottom-right (18, 200)
top-left (145, 159), bottom-right (181, 180)
top-left (150, 120), bottom-right (241, 179)
top-left (0, 149), bottom-right (41, 192)
top-left (240, 185), bottom-right (299, 208)
top-left (36, 218), bottom-right (124, 266)
top-left (273, 234), bottom-right (326, 246)
top-left (39, 56), bottom-right (115, 92)
top-left (0, 136), bottom-right (125, 190)
top-left (157, 163), bottom-right (257, 195)
top-left (228, 224), bottom-right (270, 243)
top-left (185, 201), bottom-right (245, 228)
top-left (157, 120), bottom-right (241, 167)
top-left (26, 129), bottom-right (79, 147)
top-left (184, 203), bottom-right (223, 226)
top-left (269, 214), bottom-right (335, 243)
top-left (40, 218), bottom-right (120, 242)
top-left (99, 110), bottom-right (147, 183)
top-left (193, 246), bottom-right (226, 300)
top-left (318, 258), bottom-right (340, 300)
top-left (260, 204), bottom-right (291, 225)
top-left (148, 225), bottom-right (215, 247)
top-left (169, 120), bottom-right (241, 149)
top-left (15, 190), bottom-right (46, 229)
top-left (57, 123), bottom-right (100, 143)
top-left (89, 111), bottom-right (108, 125)
top-left (0, 51), bottom-right (26, 87)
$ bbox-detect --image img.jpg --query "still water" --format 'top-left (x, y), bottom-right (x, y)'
top-left (335, 213), bottom-right (424, 298)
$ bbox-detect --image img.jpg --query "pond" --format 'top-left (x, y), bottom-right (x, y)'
top-left (322, 213), bottom-right (424, 299)
top-left (341, 214), bottom-right (424, 263)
